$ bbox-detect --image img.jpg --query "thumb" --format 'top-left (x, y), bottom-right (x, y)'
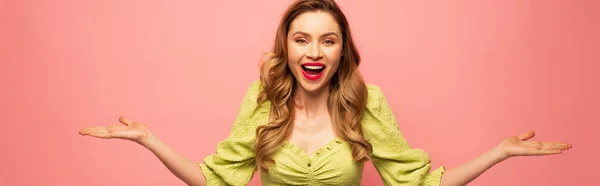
top-left (518, 130), bottom-right (535, 141)
top-left (119, 116), bottom-right (134, 126)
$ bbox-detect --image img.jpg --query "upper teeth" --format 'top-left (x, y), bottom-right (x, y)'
top-left (304, 66), bottom-right (324, 70)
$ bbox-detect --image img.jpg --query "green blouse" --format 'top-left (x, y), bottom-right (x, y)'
top-left (198, 80), bottom-right (445, 186)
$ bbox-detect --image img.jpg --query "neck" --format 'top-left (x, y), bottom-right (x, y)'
top-left (293, 83), bottom-right (330, 120)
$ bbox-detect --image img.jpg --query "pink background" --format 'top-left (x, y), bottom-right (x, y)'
top-left (1, 0), bottom-right (597, 185)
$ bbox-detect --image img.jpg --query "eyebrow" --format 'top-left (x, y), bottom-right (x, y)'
top-left (291, 31), bottom-right (339, 38)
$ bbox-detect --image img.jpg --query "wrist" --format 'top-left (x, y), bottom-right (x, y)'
top-left (489, 144), bottom-right (509, 163)
top-left (138, 131), bottom-right (159, 149)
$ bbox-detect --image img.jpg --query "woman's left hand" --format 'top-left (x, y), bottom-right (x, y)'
top-left (496, 130), bottom-right (572, 160)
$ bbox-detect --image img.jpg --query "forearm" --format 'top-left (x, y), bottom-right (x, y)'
top-left (440, 146), bottom-right (506, 186)
top-left (142, 134), bottom-right (206, 186)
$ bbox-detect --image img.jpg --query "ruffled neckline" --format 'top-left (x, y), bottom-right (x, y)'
top-left (282, 136), bottom-right (345, 161)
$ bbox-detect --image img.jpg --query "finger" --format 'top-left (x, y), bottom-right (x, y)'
top-left (85, 128), bottom-right (112, 139)
top-left (551, 142), bottom-right (572, 149)
top-left (107, 125), bottom-right (125, 131)
top-left (529, 149), bottom-right (563, 156)
top-left (88, 131), bottom-right (111, 139)
top-left (541, 142), bottom-right (571, 150)
top-left (78, 127), bottom-right (105, 135)
top-left (518, 130), bottom-right (535, 141)
top-left (119, 116), bottom-right (133, 126)
top-left (521, 141), bottom-right (543, 149)
top-left (106, 125), bottom-right (128, 138)
top-left (78, 128), bottom-right (91, 134)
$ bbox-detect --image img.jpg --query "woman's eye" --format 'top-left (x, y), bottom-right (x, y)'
top-left (296, 39), bottom-right (308, 44)
top-left (323, 40), bottom-right (335, 45)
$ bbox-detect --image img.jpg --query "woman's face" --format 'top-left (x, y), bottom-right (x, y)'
top-left (287, 11), bottom-right (343, 93)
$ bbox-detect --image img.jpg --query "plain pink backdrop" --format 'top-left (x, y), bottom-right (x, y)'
top-left (1, 0), bottom-right (597, 185)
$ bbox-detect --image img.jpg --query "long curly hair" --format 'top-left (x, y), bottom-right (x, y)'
top-left (255, 0), bottom-right (372, 172)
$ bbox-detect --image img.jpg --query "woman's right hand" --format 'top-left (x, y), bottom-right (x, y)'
top-left (78, 116), bottom-right (154, 146)
top-left (79, 117), bottom-right (206, 185)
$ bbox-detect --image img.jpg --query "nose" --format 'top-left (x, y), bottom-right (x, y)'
top-left (307, 42), bottom-right (323, 60)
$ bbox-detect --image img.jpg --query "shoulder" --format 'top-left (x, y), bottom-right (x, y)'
top-left (365, 84), bottom-right (388, 110)
top-left (361, 84), bottom-right (403, 144)
top-left (246, 79), bottom-right (263, 96)
top-left (233, 79), bottom-right (265, 117)
top-left (229, 79), bottom-right (269, 136)
top-left (238, 79), bottom-right (264, 104)
top-left (366, 84), bottom-right (384, 98)
top-left (362, 83), bottom-right (398, 128)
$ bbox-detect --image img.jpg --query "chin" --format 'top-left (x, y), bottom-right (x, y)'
top-left (296, 77), bottom-right (331, 94)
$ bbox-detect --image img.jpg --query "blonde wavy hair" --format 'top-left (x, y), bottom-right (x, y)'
top-left (255, 0), bottom-right (372, 172)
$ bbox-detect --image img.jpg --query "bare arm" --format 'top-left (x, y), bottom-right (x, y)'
top-left (439, 146), bottom-right (504, 186)
top-left (79, 116), bottom-right (207, 186)
top-left (142, 134), bottom-right (206, 186)
top-left (439, 131), bottom-right (571, 186)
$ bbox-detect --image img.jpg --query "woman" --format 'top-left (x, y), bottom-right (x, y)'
top-left (78, 0), bottom-right (572, 185)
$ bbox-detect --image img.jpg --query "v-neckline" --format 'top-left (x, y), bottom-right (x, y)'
top-left (283, 136), bottom-right (344, 159)
top-left (263, 103), bottom-right (344, 159)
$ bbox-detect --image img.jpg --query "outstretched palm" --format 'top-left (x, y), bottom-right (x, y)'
top-left (499, 130), bottom-right (571, 159)
top-left (78, 116), bottom-right (151, 144)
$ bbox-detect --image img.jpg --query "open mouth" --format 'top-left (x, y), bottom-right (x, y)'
top-left (301, 65), bottom-right (325, 75)
top-left (301, 63), bottom-right (326, 81)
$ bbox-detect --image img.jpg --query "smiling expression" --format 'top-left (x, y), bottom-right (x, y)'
top-left (287, 11), bottom-right (343, 93)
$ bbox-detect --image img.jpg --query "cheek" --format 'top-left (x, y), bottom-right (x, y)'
top-left (328, 62), bottom-right (340, 74)
top-left (287, 45), bottom-right (304, 62)
top-left (325, 48), bottom-right (342, 73)
top-left (325, 47), bottom-right (343, 62)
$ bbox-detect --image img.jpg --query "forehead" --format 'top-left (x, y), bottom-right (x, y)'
top-left (288, 12), bottom-right (341, 35)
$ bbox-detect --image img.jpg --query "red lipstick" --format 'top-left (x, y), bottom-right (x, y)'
top-left (301, 62), bottom-right (325, 81)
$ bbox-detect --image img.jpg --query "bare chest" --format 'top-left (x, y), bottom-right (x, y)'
top-left (287, 116), bottom-right (337, 156)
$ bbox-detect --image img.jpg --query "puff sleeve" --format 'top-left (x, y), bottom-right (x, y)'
top-left (198, 80), bottom-right (266, 186)
top-left (361, 85), bottom-right (445, 186)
